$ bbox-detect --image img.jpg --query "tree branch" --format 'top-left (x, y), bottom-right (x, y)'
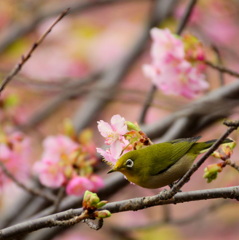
top-left (1, 186), bottom-right (239, 239)
top-left (204, 60), bottom-right (239, 78)
top-left (0, 8), bottom-right (70, 94)
top-left (0, 161), bottom-right (55, 202)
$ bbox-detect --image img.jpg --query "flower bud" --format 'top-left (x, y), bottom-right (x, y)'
top-left (203, 163), bottom-right (224, 183)
top-left (126, 121), bottom-right (141, 131)
top-left (95, 210), bottom-right (111, 218)
top-left (63, 118), bottom-right (75, 138)
top-left (212, 140), bottom-right (236, 161)
top-left (83, 190), bottom-right (100, 209)
top-left (96, 200), bottom-right (108, 209)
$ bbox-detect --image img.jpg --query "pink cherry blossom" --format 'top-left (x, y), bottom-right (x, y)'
top-left (34, 135), bottom-right (79, 188)
top-left (0, 131), bottom-right (31, 185)
top-left (143, 28), bottom-right (208, 99)
top-left (150, 28), bottom-right (185, 64)
top-left (41, 135), bottom-right (79, 162)
top-left (90, 174), bottom-right (104, 190)
top-left (97, 138), bottom-right (129, 164)
top-left (66, 176), bottom-right (94, 196)
top-left (96, 147), bottom-right (118, 164)
top-left (97, 114), bottom-right (128, 145)
top-left (34, 159), bottom-right (66, 188)
top-left (144, 59), bottom-right (208, 99)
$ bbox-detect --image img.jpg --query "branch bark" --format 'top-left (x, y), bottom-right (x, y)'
top-left (1, 186), bottom-right (238, 239)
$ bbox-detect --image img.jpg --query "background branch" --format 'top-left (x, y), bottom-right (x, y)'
top-left (0, 8), bottom-right (70, 94)
top-left (0, 161), bottom-right (55, 202)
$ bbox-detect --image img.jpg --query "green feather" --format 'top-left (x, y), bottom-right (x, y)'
top-left (136, 137), bottom-right (200, 176)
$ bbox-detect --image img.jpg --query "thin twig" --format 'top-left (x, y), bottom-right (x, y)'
top-left (0, 0), bottom-right (149, 53)
top-left (50, 210), bottom-right (104, 230)
top-left (0, 161), bottom-right (55, 202)
top-left (204, 60), bottom-right (239, 78)
top-left (0, 8), bottom-right (70, 94)
top-left (176, 0), bottom-right (198, 35)
top-left (225, 160), bottom-right (239, 172)
top-left (158, 120), bottom-right (239, 200)
top-left (51, 210), bottom-right (89, 227)
top-left (138, 0), bottom-right (198, 124)
top-left (138, 85), bottom-right (157, 124)
top-left (212, 45), bottom-right (225, 86)
top-left (52, 187), bottom-right (65, 213)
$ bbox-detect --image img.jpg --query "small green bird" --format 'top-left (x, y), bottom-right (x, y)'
top-left (108, 137), bottom-right (232, 189)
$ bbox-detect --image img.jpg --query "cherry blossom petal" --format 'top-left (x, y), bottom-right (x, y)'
top-left (66, 176), bottom-right (94, 196)
top-left (97, 120), bottom-right (113, 138)
top-left (96, 147), bottom-right (117, 163)
top-left (34, 160), bottom-right (65, 188)
top-left (110, 114), bottom-right (128, 135)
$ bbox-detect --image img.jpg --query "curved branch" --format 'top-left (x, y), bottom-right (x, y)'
top-left (0, 186), bottom-right (238, 239)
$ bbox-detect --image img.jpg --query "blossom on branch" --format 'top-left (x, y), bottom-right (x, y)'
top-left (97, 114), bottom-right (128, 145)
top-left (143, 28), bottom-right (209, 99)
top-left (0, 131), bottom-right (31, 186)
top-left (34, 128), bottom-right (104, 196)
top-left (97, 115), bottom-right (152, 166)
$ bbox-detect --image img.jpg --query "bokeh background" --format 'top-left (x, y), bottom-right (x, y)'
top-left (1, 0), bottom-right (239, 239)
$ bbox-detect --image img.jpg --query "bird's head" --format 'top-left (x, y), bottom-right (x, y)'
top-left (107, 150), bottom-right (138, 176)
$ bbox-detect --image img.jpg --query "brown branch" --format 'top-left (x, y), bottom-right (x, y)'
top-left (205, 60), bottom-right (239, 78)
top-left (0, 161), bottom-right (55, 202)
top-left (52, 187), bottom-right (66, 213)
top-left (175, 0), bottom-right (198, 35)
top-left (1, 186), bottom-right (239, 239)
top-left (211, 46), bottom-right (225, 86)
top-left (226, 160), bottom-right (239, 172)
top-left (0, 8), bottom-right (70, 94)
top-left (51, 210), bottom-right (89, 227)
top-left (138, 85), bottom-right (157, 124)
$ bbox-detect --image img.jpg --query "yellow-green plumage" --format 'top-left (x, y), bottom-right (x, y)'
top-left (108, 137), bottom-right (232, 189)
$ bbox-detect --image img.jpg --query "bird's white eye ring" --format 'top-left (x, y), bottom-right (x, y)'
top-left (126, 159), bottom-right (134, 168)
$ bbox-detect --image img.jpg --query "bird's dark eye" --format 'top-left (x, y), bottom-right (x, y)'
top-left (125, 159), bottom-right (134, 168)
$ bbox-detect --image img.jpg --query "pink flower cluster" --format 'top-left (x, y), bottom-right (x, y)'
top-left (0, 131), bottom-right (31, 186)
top-left (96, 115), bottom-right (130, 164)
top-left (34, 134), bottom-right (103, 196)
top-left (143, 28), bottom-right (209, 99)
top-left (97, 115), bottom-right (150, 165)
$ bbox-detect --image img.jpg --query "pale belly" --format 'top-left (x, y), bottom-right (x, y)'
top-left (129, 154), bottom-right (197, 189)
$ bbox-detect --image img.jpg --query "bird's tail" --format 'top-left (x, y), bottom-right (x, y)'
top-left (198, 138), bottom-right (233, 154)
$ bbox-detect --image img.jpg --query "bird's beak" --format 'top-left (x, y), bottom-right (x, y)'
top-left (107, 168), bottom-right (117, 174)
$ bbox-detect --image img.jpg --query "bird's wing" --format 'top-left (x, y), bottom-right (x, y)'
top-left (148, 137), bottom-right (200, 176)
